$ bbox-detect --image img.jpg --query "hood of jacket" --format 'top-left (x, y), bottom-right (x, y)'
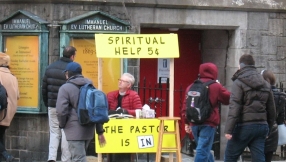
top-left (232, 66), bottom-right (265, 89)
top-left (199, 63), bottom-right (218, 80)
top-left (67, 75), bottom-right (92, 86)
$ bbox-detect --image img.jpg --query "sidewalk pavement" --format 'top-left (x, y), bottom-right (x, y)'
top-left (84, 154), bottom-right (284, 162)
top-left (85, 154), bottom-right (222, 162)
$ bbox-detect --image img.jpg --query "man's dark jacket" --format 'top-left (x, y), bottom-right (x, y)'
top-left (42, 57), bottom-right (72, 108)
top-left (225, 65), bottom-right (276, 134)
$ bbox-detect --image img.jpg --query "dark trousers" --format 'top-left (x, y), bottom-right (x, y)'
top-left (265, 151), bottom-right (273, 162)
top-left (224, 124), bottom-right (269, 162)
top-left (0, 126), bottom-right (7, 153)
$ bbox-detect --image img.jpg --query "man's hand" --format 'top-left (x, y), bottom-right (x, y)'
top-left (225, 134), bottom-right (232, 140)
top-left (185, 124), bottom-right (191, 133)
top-left (98, 134), bottom-right (106, 147)
top-left (116, 108), bottom-right (129, 114)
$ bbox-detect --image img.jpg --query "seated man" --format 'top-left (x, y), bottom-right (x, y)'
top-left (107, 73), bottom-right (142, 162)
top-left (107, 73), bottom-right (142, 116)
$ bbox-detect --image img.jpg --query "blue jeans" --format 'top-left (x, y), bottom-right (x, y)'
top-left (191, 125), bottom-right (215, 162)
top-left (224, 124), bottom-right (269, 162)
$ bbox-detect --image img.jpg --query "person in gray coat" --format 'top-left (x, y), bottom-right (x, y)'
top-left (56, 62), bottom-right (106, 162)
top-left (42, 46), bottom-right (76, 162)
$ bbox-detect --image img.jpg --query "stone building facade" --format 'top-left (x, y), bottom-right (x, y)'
top-left (0, 0), bottom-right (286, 161)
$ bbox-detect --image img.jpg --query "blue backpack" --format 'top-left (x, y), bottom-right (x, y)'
top-left (73, 83), bottom-right (109, 125)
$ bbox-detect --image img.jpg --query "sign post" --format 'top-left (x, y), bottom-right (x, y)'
top-left (95, 33), bottom-right (179, 162)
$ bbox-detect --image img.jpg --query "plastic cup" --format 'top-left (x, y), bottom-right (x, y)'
top-left (135, 109), bottom-right (141, 118)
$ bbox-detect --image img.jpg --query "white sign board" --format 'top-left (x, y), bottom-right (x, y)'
top-left (157, 58), bottom-right (170, 83)
top-left (137, 135), bottom-right (154, 149)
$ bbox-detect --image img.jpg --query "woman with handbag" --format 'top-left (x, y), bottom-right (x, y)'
top-left (261, 69), bottom-right (286, 162)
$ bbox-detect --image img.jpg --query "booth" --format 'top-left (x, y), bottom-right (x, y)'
top-left (94, 33), bottom-right (180, 162)
top-left (0, 10), bottom-right (49, 113)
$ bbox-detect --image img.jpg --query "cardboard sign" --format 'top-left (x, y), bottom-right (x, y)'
top-left (95, 118), bottom-right (176, 153)
top-left (95, 34), bottom-right (179, 58)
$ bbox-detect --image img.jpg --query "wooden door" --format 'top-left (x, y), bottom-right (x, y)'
top-left (139, 28), bottom-right (202, 137)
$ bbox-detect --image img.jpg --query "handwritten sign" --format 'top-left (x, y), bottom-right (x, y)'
top-left (137, 135), bottom-right (154, 149)
top-left (95, 118), bottom-right (176, 153)
top-left (5, 36), bottom-right (39, 108)
top-left (95, 34), bottom-right (179, 58)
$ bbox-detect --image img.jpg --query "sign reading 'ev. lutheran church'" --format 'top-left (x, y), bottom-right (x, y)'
top-left (64, 12), bottom-right (128, 32)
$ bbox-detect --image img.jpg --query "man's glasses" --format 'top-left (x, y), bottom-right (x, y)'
top-left (118, 79), bottom-right (130, 84)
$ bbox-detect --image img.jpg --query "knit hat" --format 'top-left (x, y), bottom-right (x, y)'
top-left (0, 52), bottom-right (10, 66)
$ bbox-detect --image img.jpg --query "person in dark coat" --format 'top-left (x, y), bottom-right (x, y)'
top-left (41, 46), bottom-right (76, 162)
top-left (224, 54), bottom-right (276, 162)
top-left (261, 69), bottom-right (285, 162)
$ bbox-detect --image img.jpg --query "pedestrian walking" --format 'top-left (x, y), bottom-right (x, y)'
top-left (56, 62), bottom-right (106, 161)
top-left (0, 52), bottom-right (19, 162)
top-left (261, 69), bottom-right (285, 162)
top-left (182, 62), bottom-right (230, 162)
top-left (224, 54), bottom-right (276, 162)
top-left (42, 46), bottom-right (77, 162)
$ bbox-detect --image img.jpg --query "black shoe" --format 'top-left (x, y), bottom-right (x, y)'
top-left (1, 151), bottom-right (14, 162)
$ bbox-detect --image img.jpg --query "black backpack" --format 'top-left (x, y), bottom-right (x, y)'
top-left (273, 90), bottom-right (286, 125)
top-left (186, 79), bottom-right (216, 124)
top-left (0, 82), bottom-right (8, 121)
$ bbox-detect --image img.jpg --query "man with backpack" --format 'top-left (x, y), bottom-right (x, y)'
top-left (56, 62), bottom-right (106, 161)
top-left (42, 46), bottom-right (76, 162)
top-left (182, 62), bottom-right (230, 162)
top-left (224, 54), bottom-right (276, 162)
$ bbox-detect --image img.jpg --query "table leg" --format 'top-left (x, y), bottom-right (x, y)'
top-left (97, 153), bottom-right (102, 162)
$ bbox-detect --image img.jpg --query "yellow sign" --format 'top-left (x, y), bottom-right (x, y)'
top-left (95, 118), bottom-right (176, 153)
top-left (5, 36), bottom-right (39, 108)
top-left (95, 34), bottom-right (179, 58)
top-left (70, 38), bottom-right (121, 93)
